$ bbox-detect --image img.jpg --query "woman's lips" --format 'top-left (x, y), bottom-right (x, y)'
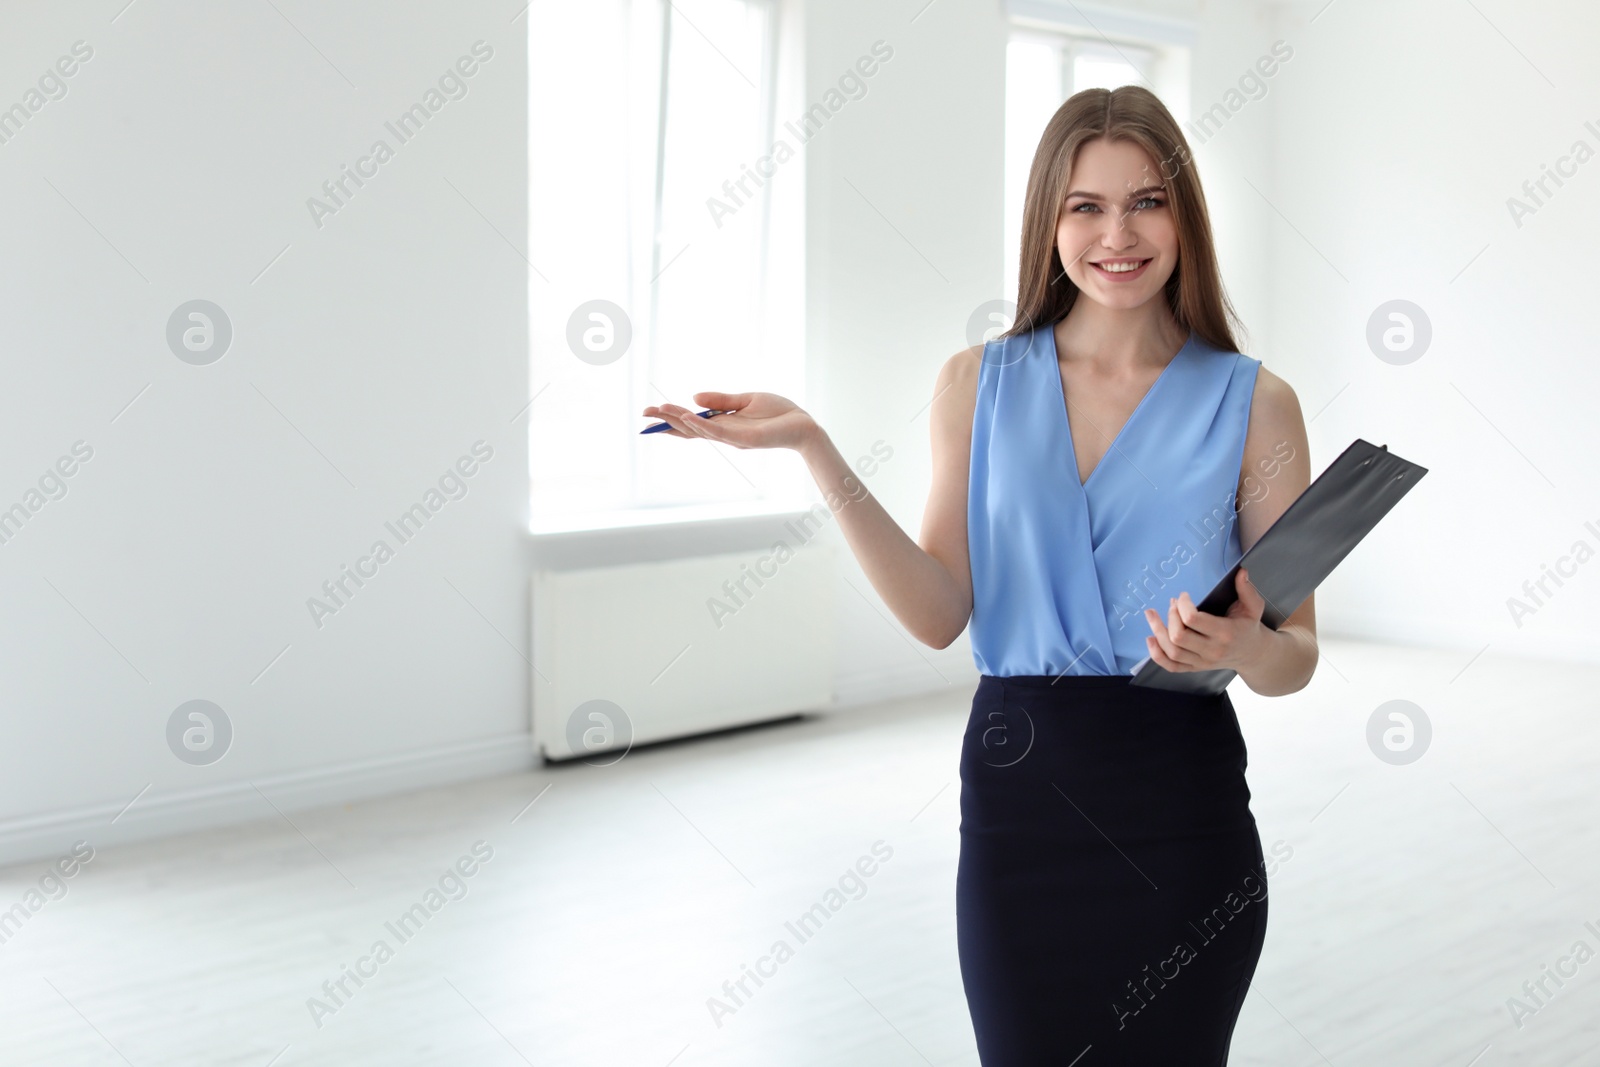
top-left (1089, 257), bottom-right (1153, 282)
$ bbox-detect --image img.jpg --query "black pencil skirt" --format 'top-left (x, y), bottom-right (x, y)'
top-left (956, 674), bottom-right (1268, 1066)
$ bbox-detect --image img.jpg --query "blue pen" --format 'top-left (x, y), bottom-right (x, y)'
top-left (640, 409), bottom-right (729, 434)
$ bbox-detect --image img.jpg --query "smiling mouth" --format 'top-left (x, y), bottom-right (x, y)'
top-left (1089, 257), bottom-right (1152, 279)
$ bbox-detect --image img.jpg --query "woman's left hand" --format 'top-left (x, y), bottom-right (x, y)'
top-left (1142, 568), bottom-right (1271, 674)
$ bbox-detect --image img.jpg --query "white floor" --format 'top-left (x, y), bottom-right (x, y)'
top-left (2, 637), bottom-right (1598, 1066)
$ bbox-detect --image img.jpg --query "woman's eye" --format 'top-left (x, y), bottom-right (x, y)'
top-left (1069, 198), bottom-right (1162, 215)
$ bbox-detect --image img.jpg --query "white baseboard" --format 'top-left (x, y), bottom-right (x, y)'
top-left (2, 653), bottom-right (981, 870)
top-left (0, 733), bottom-right (536, 869)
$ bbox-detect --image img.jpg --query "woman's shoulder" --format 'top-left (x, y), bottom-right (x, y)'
top-left (938, 344), bottom-right (984, 387)
top-left (1248, 363), bottom-right (1300, 418)
top-left (1236, 361), bottom-right (1304, 461)
top-left (1188, 334), bottom-right (1294, 417)
top-left (1190, 337), bottom-right (1270, 404)
top-left (929, 344), bottom-right (984, 436)
top-left (1190, 331), bottom-right (1261, 369)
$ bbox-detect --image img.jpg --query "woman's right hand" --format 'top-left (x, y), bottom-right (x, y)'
top-left (642, 391), bottom-right (822, 453)
top-left (642, 349), bottom-right (980, 650)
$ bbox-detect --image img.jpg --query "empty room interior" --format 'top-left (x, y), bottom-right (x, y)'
top-left (2, 0), bottom-right (1597, 1064)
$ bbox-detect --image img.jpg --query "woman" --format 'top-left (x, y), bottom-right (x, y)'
top-left (644, 85), bottom-right (1317, 1065)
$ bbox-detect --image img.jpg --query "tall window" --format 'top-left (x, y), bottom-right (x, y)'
top-left (1002, 29), bottom-right (1167, 304)
top-left (530, 0), bottom-right (804, 531)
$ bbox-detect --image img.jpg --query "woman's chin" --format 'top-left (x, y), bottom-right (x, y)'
top-left (1079, 285), bottom-right (1164, 311)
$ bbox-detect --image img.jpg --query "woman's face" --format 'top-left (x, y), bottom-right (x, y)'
top-left (1054, 137), bottom-right (1179, 312)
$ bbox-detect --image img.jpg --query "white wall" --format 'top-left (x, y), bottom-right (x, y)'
top-left (1261, 0), bottom-right (1600, 661)
top-left (0, 0), bottom-right (531, 863)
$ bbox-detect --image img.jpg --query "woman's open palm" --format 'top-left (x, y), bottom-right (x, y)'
top-left (642, 391), bottom-right (818, 452)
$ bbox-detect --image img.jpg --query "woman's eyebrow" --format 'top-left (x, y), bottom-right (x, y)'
top-left (1063, 184), bottom-right (1167, 201)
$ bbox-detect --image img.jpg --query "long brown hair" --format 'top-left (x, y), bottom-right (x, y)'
top-left (1005, 85), bottom-right (1244, 354)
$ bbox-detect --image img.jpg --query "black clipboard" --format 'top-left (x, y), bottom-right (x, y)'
top-left (1128, 438), bottom-right (1427, 694)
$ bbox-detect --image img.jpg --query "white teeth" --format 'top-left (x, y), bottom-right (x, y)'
top-left (1096, 260), bottom-right (1147, 273)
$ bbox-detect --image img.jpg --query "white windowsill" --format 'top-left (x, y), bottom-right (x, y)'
top-left (528, 498), bottom-right (826, 570)
top-left (528, 497), bottom-right (818, 538)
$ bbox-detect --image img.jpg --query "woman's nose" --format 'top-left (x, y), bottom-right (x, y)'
top-left (1100, 219), bottom-right (1137, 250)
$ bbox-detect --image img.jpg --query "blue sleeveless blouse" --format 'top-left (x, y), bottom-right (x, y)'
top-left (967, 324), bottom-right (1261, 677)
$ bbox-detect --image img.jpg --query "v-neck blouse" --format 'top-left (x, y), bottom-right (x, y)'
top-left (966, 323), bottom-right (1261, 677)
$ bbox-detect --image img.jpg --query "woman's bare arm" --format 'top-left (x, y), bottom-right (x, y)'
top-left (643, 347), bottom-right (981, 648)
top-left (1231, 366), bottom-right (1318, 696)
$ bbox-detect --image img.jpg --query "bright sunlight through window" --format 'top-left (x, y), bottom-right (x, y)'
top-left (530, 0), bottom-right (804, 531)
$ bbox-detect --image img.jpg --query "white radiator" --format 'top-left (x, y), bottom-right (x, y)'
top-left (532, 545), bottom-right (836, 760)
